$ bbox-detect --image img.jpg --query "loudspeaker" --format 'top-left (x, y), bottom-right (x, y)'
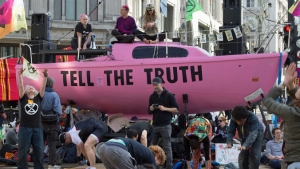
top-left (23, 40), bottom-right (57, 64)
top-left (31, 14), bottom-right (50, 41)
top-left (223, 0), bottom-right (241, 26)
top-left (219, 25), bottom-right (247, 55)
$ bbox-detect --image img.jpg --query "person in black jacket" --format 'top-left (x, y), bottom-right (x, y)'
top-left (148, 77), bottom-right (179, 169)
top-left (59, 118), bottom-right (108, 169)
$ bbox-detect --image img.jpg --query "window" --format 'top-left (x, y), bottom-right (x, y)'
top-left (132, 46), bottom-right (188, 59)
top-left (0, 46), bottom-right (19, 58)
top-left (89, 0), bottom-right (98, 21)
top-left (247, 0), bottom-right (255, 7)
top-left (65, 0), bottom-right (87, 20)
top-left (54, 0), bottom-right (62, 20)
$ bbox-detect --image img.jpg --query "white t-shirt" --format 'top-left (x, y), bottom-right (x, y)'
top-left (68, 126), bottom-right (82, 145)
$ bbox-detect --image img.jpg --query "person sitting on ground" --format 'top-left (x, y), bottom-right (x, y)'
top-left (184, 116), bottom-right (212, 169)
top-left (134, 3), bottom-right (165, 44)
top-left (111, 5), bottom-right (137, 43)
top-left (212, 116), bottom-right (228, 143)
top-left (59, 117), bottom-right (108, 169)
top-left (262, 63), bottom-right (300, 168)
top-left (71, 14), bottom-right (92, 51)
top-left (98, 137), bottom-right (166, 168)
top-left (126, 121), bottom-right (153, 147)
top-left (265, 127), bottom-right (283, 169)
top-left (5, 121), bottom-right (19, 146)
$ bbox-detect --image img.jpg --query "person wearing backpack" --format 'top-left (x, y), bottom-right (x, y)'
top-left (41, 77), bottom-right (62, 169)
top-left (59, 118), bottom-right (108, 169)
top-left (184, 116), bottom-right (212, 169)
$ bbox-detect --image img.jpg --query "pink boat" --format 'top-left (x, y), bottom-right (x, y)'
top-left (16, 42), bottom-right (287, 119)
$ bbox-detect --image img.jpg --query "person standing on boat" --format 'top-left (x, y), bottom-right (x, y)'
top-left (148, 77), bottom-right (179, 169)
top-left (71, 14), bottom-right (92, 51)
top-left (134, 3), bottom-right (165, 44)
top-left (17, 68), bottom-right (48, 169)
top-left (111, 5), bottom-right (137, 43)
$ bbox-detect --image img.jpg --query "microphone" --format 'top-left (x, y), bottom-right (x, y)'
top-left (88, 0), bottom-right (103, 17)
top-left (57, 29), bottom-right (74, 44)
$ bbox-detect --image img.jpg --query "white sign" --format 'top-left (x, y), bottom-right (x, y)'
top-left (233, 27), bottom-right (242, 38)
top-left (215, 143), bottom-right (240, 165)
top-left (208, 34), bottom-right (216, 43)
top-left (225, 30), bottom-right (233, 41)
top-left (244, 88), bottom-right (264, 102)
top-left (216, 33), bottom-right (223, 41)
top-left (200, 34), bottom-right (207, 43)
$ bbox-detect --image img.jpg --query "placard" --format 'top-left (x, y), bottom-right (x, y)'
top-left (215, 143), bottom-right (240, 165)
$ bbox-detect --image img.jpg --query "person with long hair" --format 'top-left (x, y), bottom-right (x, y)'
top-left (111, 5), bottom-right (137, 43)
top-left (262, 63), bottom-right (300, 168)
top-left (212, 116), bottom-right (228, 143)
top-left (134, 3), bottom-right (165, 44)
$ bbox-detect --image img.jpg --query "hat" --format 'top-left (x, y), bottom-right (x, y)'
top-left (152, 77), bottom-right (162, 84)
top-left (146, 3), bottom-right (155, 10)
top-left (59, 133), bottom-right (66, 144)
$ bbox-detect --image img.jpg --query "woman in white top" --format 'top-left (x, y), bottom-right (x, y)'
top-left (134, 3), bottom-right (165, 44)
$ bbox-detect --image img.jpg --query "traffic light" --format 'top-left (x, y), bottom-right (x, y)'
top-left (283, 23), bottom-right (294, 66)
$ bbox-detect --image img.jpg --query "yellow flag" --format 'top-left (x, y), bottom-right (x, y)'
top-left (22, 57), bottom-right (40, 81)
top-left (12, 0), bottom-right (27, 31)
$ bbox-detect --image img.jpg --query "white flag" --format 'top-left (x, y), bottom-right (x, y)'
top-left (225, 30), bottom-right (233, 41)
top-left (248, 19), bottom-right (257, 30)
top-left (242, 24), bottom-right (250, 34)
top-left (208, 34), bottom-right (216, 43)
top-left (216, 33), bottom-right (223, 41)
top-left (22, 57), bottom-right (40, 81)
top-left (233, 27), bottom-right (242, 38)
top-left (200, 34), bottom-right (206, 43)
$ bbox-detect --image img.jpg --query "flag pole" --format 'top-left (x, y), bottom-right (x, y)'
top-left (180, 0), bottom-right (187, 45)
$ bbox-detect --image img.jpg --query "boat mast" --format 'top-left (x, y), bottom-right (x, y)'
top-left (180, 0), bottom-right (187, 45)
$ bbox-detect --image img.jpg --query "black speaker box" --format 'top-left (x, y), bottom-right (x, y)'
top-left (223, 0), bottom-right (241, 26)
top-left (31, 14), bottom-right (50, 41)
top-left (23, 40), bottom-right (57, 64)
top-left (219, 25), bottom-right (246, 55)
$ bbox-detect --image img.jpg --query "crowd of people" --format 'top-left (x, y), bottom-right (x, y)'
top-left (72, 3), bottom-right (165, 53)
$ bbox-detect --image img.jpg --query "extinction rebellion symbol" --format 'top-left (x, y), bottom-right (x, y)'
top-left (186, 0), bottom-right (196, 13)
top-left (27, 62), bottom-right (37, 74)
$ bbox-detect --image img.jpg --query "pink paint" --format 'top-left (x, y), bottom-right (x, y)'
top-left (16, 42), bottom-right (287, 119)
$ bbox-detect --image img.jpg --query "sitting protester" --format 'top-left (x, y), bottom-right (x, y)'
top-left (212, 116), bottom-right (228, 143)
top-left (265, 128), bottom-right (283, 169)
top-left (59, 118), bottom-right (108, 169)
top-left (126, 121), bottom-right (153, 147)
top-left (5, 121), bottom-right (19, 146)
top-left (98, 137), bottom-right (166, 169)
top-left (184, 116), bottom-right (212, 169)
top-left (134, 3), bottom-right (165, 44)
top-left (111, 5), bottom-right (137, 43)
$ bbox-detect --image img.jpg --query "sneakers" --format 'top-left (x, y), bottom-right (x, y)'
top-left (48, 165), bottom-right (61, 169)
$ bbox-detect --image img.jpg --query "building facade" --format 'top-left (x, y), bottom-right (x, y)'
top-left (0, 0), bottom-right (183, 58)
top-left (243, 0), bottom-right (288, 53)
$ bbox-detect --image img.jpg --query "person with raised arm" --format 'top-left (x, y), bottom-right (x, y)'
top-left (17, 68), bottom-right (48, 169)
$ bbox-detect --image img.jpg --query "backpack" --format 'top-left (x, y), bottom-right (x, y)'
top-left (56, 146), bottom-right (68, 164)
top-left (63, 143), bottom-right (77, 163)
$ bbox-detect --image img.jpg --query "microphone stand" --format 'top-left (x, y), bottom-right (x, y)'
top-left (88, 0), bottom-right (103, 17)
top-left (57, 29), bottom-right (74, 44)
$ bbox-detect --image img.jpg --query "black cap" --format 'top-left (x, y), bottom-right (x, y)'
top-left (59, 133), bottom-right (66, 144)
top-left (152, 77), bottom-right (162, 84)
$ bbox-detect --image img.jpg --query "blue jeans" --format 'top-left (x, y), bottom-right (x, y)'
top-left (269, 160), bottom-right (281, 169)
top-left (18, 126), bottom-right (44, 169)
top-left (151, 124), bottom-right (172, 169)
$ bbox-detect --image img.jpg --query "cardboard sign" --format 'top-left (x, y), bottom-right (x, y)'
top-left (215, 143), bottom-right (240, 165)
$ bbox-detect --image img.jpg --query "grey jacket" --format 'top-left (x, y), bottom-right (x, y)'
top-left (262, 86), bottom-right (300, 162)
top-left (227, 111), bottom-right (264, 149)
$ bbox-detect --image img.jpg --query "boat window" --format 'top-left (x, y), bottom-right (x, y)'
top-left (132, 46), bottom-right (188, 59)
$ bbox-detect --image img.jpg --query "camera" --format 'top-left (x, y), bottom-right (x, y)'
top-left (153, 104), bottom-right (159, 109)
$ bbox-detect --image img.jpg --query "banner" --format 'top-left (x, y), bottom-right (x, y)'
top-left (22, 57), bottom-right (40, 81)
top-left (233, 26), bottom-right (242, 38)
top-left (242, 23), bottom-right (250, 34)
top-left (225, 30), bottom-right (233, 41)
top-left (216, 32), bottom-right (223, 41)
top-left (199, 34), bottom-right (206, 43)
top-left (0, 0), bottom-right (14, 25)
top-left (289, 0), bottom-right (300, 16)
top-left (208, 34), bottom-right (216, 44)
top-left (186, 0), bottom-right (202, 22)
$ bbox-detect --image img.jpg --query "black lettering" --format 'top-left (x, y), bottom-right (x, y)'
top-left (61, 71), bottom-right (69, 86)
top-left (144, 68), bottom-right (153, 84)
top-left (191, 65), bottom-right (202, 82)
top-left (104, 70), bottom-right (112, 86)
top-left (166, 67), bottom-right (178, 83)
top-left (154, 68), bottom-right (165, 83)
top-left (78, 71), bottom-right (86, 86)
top-left (179, 66), bottom-right (188, 83)
top-left (70, 71), bottom-right (77, 86)
top-left (126, 69), bottom-right (133, 85)
top-left (87, 71), bottom-right (94, 86)
top-left (114, 70), bottom-right (124, 86)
